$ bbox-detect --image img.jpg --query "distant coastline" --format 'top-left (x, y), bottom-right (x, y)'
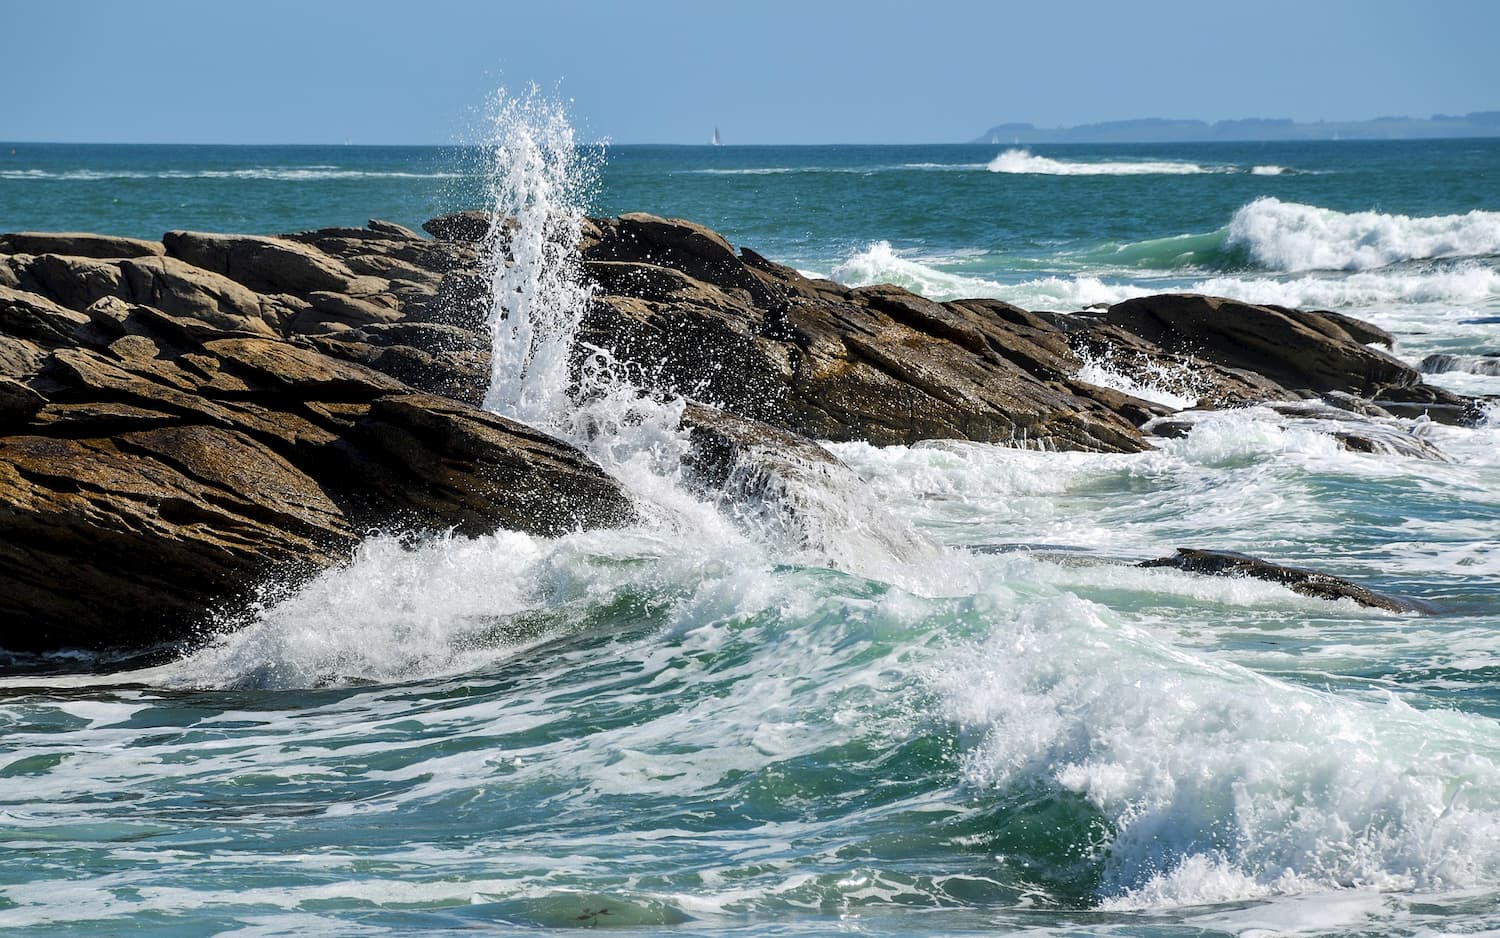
top-left (974, 112), bottom-right (1500, 144)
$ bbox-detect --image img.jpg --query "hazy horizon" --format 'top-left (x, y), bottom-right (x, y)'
top-left (5, 108), bottom-right (1499, 149)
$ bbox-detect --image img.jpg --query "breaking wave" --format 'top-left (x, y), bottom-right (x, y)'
top-left (939, 593), bottom-right (1500, 909)
top-left (829, 241), bottom-right (1021, 299)
top-left (828, 239), bottom-right (1500, 313)
top-left (1227, 197), bottom-right (1500, 272)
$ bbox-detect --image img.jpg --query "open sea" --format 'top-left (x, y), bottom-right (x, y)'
top-left (2, 122), bottom-right (1500, 936)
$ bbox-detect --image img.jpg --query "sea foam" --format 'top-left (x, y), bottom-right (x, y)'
top-left (828, 237), bottom-right (1500, 315)
top-left (937, 593), bottom-right (1500, 907)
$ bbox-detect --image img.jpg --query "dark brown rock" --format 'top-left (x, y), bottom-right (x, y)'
top-left (1140, 548), bottom-right (1433, 614)
top-left (0, 376), bottom-right (44, 426)
top-left (677, 400), bottom-right (939, 561)
top-left (0, 284), bottom-right (92, 346)
top-left (9, 252), bottom-right (288, 335)
top-left (0, 426), bottom-right (351, 651)
top-left (366, 219), bottom-right (425, 240)
top-left (1103, 294), bottom-right (1419, 397)
top-left (0, 260), bottom-right (635, 655)
top-left (680, 400), bottom-right (845, 493)
top-left (422, 210), bottom-right (493, 243)
top-left (579, 217), bottom-right (1151, 452)
top-left (162, 231), bottom-right (379, 297)
top-left (309, 323), bottom-right (488, 404)
top-left (350, 393), bottom-right (634, 537)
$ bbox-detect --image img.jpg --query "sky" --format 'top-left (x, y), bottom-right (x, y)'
top-left (7, 0), bottom-right (1499, 145)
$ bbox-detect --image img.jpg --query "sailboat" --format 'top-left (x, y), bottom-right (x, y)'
top-left (711, 127), bottom-right (722, 146)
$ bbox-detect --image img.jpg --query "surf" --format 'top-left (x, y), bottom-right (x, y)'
top-left (5, 105), bottom-right (1500, 937)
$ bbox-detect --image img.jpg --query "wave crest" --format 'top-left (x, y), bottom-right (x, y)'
top-left (987, 149), bottom-right (1215, 176)
top-left (1227, 196), bottom-right (1500, 271)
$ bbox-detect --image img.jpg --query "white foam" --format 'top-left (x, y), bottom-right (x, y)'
top-left (1251, 165), bottom-right (1292, 176)
top-left (1193, 264), bottom-right (1500, 309)
top-left (1227, 197), bottom-right (1500, 272)
top-left (987, 149), bottom-right (1217, 176)
top-left (686, 163), bottom-right (986, 176)
top-left (167, 532), bottom-right (548, 688)
top-left (825, 238), bottom-right (1500, 319)
top-left (936, 594), bottom-right (1500, 908)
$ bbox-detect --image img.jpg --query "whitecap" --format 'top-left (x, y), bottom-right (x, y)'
top-left (1226, 196), bottom-right (1500, 271)
top-left (987, 148), bottom-right (1217, 175)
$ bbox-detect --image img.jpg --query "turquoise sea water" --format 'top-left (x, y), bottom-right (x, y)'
top-left (2, 134), bottom-right (1500, 936)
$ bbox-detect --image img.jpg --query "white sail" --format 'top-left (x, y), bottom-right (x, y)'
top-left (711, 127), bottom-right (722, 146)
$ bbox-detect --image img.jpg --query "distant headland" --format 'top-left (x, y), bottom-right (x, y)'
top-left (973, 112), bottom-right (1500, 144)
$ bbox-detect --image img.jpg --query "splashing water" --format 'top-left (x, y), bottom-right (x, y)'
top-left (470, 89), bottom-right (933, 572)
top-left (472, 88), bottom-right (716, 532)
top-left (479, 86), bottom-right (599, 428)
top-left (1074, 345), bottom-right (1203, 410)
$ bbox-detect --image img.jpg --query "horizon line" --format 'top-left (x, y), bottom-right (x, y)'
top-left (9, 136), bottom-right (1500, 149)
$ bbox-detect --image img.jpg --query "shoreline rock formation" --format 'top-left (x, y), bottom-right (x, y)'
top-left (0, 214), bottom-right (1480, 659)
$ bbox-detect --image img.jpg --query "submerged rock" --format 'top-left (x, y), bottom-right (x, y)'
top-left (1420, 352), bottom-right (1500, 377)
top-left (1144, 401), bottom-right (1451, 461)
top-left (1140, 548), bottom-right (1433, 614)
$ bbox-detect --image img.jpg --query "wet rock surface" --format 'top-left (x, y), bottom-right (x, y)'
top-left (1140, 548), bottom-right (1436, 614)
top-left (0, 223), bottom-right (631, 654)
top-left (2, 212), bottom-right (1477, 654)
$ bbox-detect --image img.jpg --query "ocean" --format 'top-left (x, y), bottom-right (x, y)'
top-left (2, 121), bottom-right (1500, 936)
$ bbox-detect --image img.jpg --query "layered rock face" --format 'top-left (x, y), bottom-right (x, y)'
top-left (0, 228), bottom-right (632, 654)
top-left (0, 213), bottom-right (1476, 654)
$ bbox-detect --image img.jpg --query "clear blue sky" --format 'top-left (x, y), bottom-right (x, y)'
top-left (8, 0), bottom-right (1498, 145)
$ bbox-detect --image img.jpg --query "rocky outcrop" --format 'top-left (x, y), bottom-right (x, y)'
top-left (0, 226), bottom-right (634, 655)
top-left (576, 214), bottom-right (1154, 452)
top-left (1140, 548), bottom-right (1434, 614)
top-left (1102, 294), bottom-right (1414, 397)
top-left (2, 211), bottom-right (1479, 658)
top-left (280, 211), bottom-right (1479, 452)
